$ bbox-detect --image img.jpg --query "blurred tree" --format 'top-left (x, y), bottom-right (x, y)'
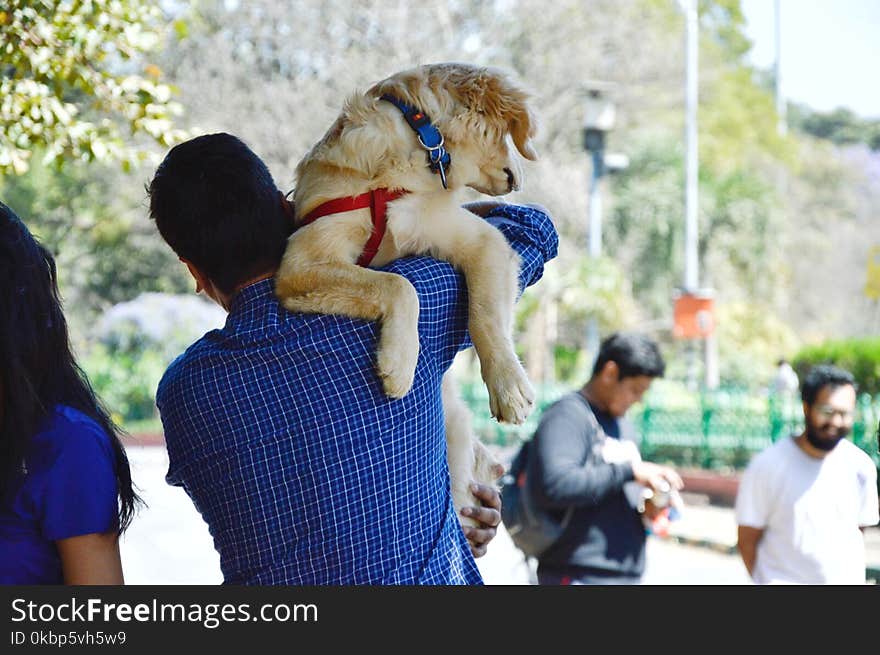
top-left (2, 0), bottom-right (866, 395)
top-left (782, 140), bottom-right (880, 341)
top-left (604, 136), bottom-right (685, 318)
top-left (0, 157), bottom-right (192, 345)
top-left (600, 0), bottom-right (821, 387)
top-left (714, 301), bottom-right (799, 387)
top-left (81, 293), bottom-right (226, 421)
top-left (0, 0), bottom-right (186, 175)
top-left (157, 0), bottom-right (820, 389)
top-left (789, 104), bottom-right (880, 151)
top-left (517, 254), bottom-right (638, 384)
top-left (605, 133), bottom-right (783, 320)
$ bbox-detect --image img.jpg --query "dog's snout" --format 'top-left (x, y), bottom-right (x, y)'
top-left (504, 167), bottom-right (517, 192)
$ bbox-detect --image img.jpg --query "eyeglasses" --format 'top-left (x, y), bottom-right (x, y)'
top-left (814, 405), bottom-right (854, 420)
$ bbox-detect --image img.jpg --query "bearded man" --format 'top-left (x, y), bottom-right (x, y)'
top-left (736, 364), bottom-right (879, 584)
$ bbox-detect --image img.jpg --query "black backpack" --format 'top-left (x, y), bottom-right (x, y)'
top-left (499, 440), bottom-right (574, 559)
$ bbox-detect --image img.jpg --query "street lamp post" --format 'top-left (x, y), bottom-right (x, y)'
top-left (586, 132), bottom-right (605, 260)
top-left (682, 0), bottom-right (700, 389)
top-left (677, 0), bottom-right (719, 390)
top-left (775, 0), bottom-right (786, 136)
top-left (683, 0), bottom-right (698, 295)
top-left (582, 85), bottom-right (616, 362)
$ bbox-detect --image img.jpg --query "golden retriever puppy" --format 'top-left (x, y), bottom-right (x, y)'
top-left (275, 62), bottom-right (538, 525)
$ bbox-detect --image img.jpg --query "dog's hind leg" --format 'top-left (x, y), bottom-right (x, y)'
top-left (442, 372), bottom-right (503, 530)
top-left (276, 257), bottom-right (421, 398)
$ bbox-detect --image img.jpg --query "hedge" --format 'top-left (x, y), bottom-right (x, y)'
top-left (793, 337), bottom-right (880, 396)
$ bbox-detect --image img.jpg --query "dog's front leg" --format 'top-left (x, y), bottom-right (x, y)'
top-left (428, 208), bottom-right (535, 424)
top-left (276, 255), bottom-right (421, 398)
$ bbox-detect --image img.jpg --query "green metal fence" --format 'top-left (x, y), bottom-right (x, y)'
top-left (461, 382), bottom-right (880, 472)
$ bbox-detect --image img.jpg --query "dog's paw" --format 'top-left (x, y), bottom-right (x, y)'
top-left (376, 322), bottom-right (420, 399)
top-left (484, 357), bottom-right (535, 425)
top-left (370, 276), bottom-right (421, 399)
top-left (376, 351), bottom-right (417, 398)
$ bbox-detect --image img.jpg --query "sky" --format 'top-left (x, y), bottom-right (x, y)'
top-left (740, 0), bottom-right (880, 119)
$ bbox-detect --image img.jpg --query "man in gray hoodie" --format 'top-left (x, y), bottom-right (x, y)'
top-left (530, 332), bottom-right (682, 584)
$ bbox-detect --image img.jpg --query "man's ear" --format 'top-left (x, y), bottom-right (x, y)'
top-left (600, 361), bottom-right (620, 384)
top-left (181, 258), bottom-right (209, 295)
top-left (180, 257), bottom-right (232, 311)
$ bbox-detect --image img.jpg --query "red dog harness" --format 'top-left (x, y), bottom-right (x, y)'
top-left (300, 188), bottom-right (408, 267)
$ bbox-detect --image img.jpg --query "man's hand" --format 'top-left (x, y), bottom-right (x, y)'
top-left (641, 497), bottom-right (666, 521)
top-left (460, 482), bottom-right (502, 558)
top-left (737, 525), bottom-right (764, 577)
top-left (631, 461), bottom-right (683, 494)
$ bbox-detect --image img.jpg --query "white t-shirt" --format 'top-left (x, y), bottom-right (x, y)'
top-left (735, 436), bottom-right (879, 584)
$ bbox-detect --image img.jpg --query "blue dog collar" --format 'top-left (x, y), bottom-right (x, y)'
top-left (380, 94), bottom-right (451, 189)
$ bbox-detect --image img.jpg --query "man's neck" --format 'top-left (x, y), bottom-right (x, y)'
top-left (793, 432), bottom-right (829, 460)
top-left (580, 383), bottom-right (608, 414)
top-left (217, 270), bottom-right (276, 312)
top-left (235, 271), bottom-right (275, 293)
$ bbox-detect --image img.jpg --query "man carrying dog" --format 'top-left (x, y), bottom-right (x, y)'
top-left (147, 132), bottom-right (558, 584)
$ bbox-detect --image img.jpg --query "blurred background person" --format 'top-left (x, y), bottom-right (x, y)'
top-left (770, 358), bottom-right (799, 397)
top-left (528, 332), bottom-right (683, 585)
top-left (0, 202), bottom-right (141, 585)
top-left (736, 364), bottom-right (879, 584)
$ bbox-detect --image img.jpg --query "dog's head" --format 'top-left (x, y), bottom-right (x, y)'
top-left (367, 63), bottom-right (538, 196)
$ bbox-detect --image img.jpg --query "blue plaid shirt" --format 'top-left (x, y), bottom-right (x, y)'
top-left (156, 204), bottom-right (558, 585)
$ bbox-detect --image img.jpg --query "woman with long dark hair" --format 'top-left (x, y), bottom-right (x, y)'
top-left (0, 201), bottom-right (140, 584)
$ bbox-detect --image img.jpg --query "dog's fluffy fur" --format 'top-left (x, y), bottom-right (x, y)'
top-left (276, 63), bottom-right (538, 526)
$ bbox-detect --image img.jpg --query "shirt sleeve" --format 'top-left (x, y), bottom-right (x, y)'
top-left (529, 398), bottom-right (634, 510)
top-left (386, 203), bottom-right (558, 370)
top-left (734, 457), bottom-right (768, 529)
top-left (37, 418), bottom-right (119, 541)
top-left (156, 359), bottom-right (195, 489)
top-left (857, 459), bottom-right (879, 528)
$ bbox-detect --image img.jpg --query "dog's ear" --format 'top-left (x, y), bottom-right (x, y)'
top-left (507, 102), bottom-right (538, 161)
top-left (496, 72), bottom-right (539, 161)
top-left (470, 66), bottom-right (539, 161)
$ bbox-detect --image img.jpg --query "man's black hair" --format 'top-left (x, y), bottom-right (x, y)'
top-left (591, 331), bottom-right (666, 381)
top-left (147, 133), bottom-right (292, 295)
top-left (800, 364), bottom-right (856, 405)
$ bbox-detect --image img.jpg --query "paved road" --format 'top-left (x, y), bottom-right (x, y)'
top-left (121, 446), bottom-right (222, 585)
top-left (476, 509), bottom-right (752, 585)
top-left (120, 445), bottom-right (753, 585)
top-left (121, 445), bottom-right (880, 585)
